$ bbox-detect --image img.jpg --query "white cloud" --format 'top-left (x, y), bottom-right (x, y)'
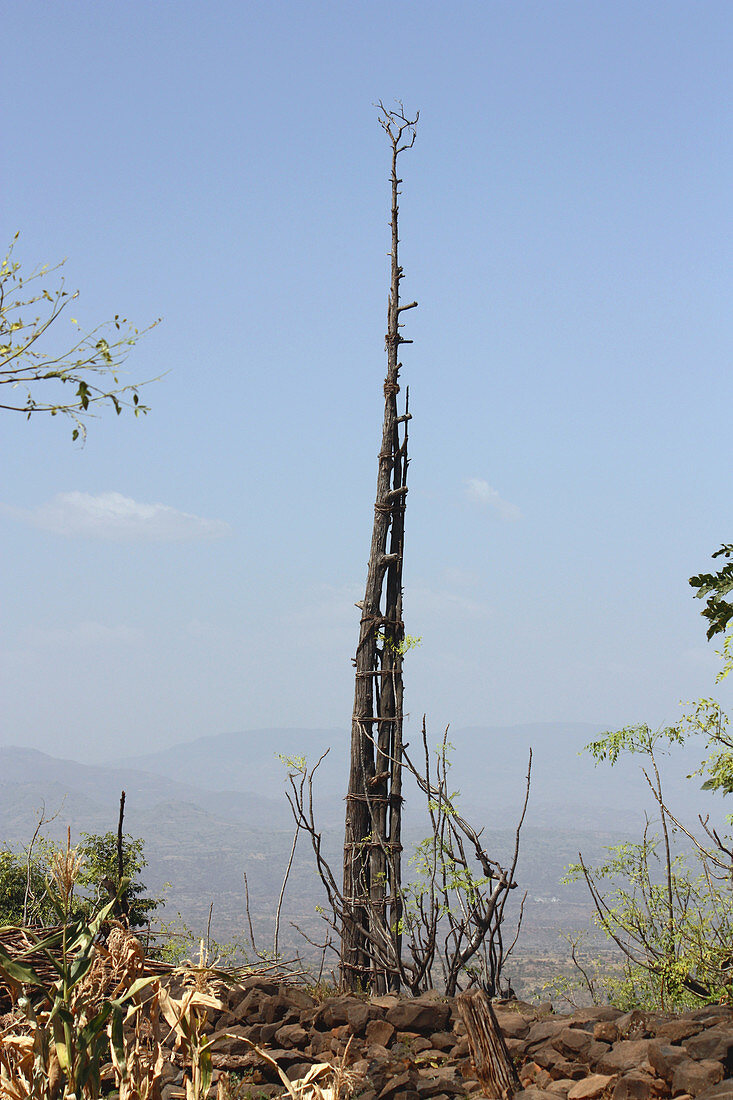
top-left (464, 478), bottom-right (521, 521)
top-left (8, 491), bottom-right (231, 542)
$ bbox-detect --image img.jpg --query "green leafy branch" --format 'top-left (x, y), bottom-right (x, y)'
top-left (690, 544), bottom-right (733, 640)
top-left (0, 234), bottom-right (161, 441)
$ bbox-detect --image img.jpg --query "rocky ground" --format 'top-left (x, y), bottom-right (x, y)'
top-left (156, 975), bottom-right (733, 1100)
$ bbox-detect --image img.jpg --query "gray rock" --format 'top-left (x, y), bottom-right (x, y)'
top-left (686, 1008), bottom-right (733, 1025)
top-left (378, 1070), bottom-right (416, 1099)
top-left (513, 1090), bottom-right (565, 1100)
top-left (274, 1022), bottom-right (308, 1048)
top-left (279, 985), bottom-right (316, 1011)
top-left (696, 1083), bottom-right (733, 1100)
top-left (615, 1011), bottom-right (653, 1040)
top-left (684, 1023), bottom-right (733, 1069)
top-left (286, 1061), bottom-right (317, 1081)
top-left (526, 1019), bottom-right (575, 1050)
top-left (654, 1019), bottom-right (700, 1044)
top-left (597, 1039), bottom-right (654, 1076)
top-left (416, 1067), bottom-right (466, 1097)
top-left (386, 1000), bottom-right (452, 1035)
top-left (314, 995), bottom-right (371, 1034)
top-left (546, 1079), bottom-right (577, 1097)
top-left (648, 1040), bottom-right (690, 1082)
top-left (260, 993), bottom-right (295, 1024)
top-left (429, 1031), bottom-right (459, 1051)
top-left (366, 1018), bottom-right (396, 1047)
top-left (240, 976), bottom-right (281, 996)
top-left (594, 1021), bottom-right (621, 1045)
top-left (551, 1026), bottom-right (610, 1067)
top-left (494, 1009), bottom-right (531, 1039)
top-left (672, 1058), bottom-right (724, 1098)
top-left (566, 1073), bottom-right (617, 1099)
top-left (534, 1046), bottom-right (573, 1074)
top-left (567, 1007), bottom-right (624, 1028)
top-left (611, 1074), bottom-right (658, 1100)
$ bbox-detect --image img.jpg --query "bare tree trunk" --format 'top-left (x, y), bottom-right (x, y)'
top-left (457, 989), bottom-right (522, 1099)
top-left (341, 103), bottom-right (418, 993)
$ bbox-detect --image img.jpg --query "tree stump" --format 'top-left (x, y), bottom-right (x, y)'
top-left (456, 989), bottom-right (522, 1099)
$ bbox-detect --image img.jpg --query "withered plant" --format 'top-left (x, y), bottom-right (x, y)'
top-left (284, 719), bottom-right (531, 997)
top-left (0, 831), bottom-right (157, 1098)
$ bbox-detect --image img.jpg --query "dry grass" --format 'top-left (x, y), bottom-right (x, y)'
top-left (0, 912), bottom-right (365, 1100)
top-left (283, 1038), bottom-right (364, 1100)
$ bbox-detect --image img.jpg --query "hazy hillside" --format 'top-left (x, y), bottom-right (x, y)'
top-left (1, 723), bottom-right (724, 962)
top-left (114, 721), bottom-right (715, 830)
top-left (0, 746), bottom-right (292, 839)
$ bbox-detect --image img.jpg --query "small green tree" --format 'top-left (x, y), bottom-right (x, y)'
top-left (565, 720), bottom-right (733, 1009)
top-left (0, 831), bottom-right (160, 930)
top-left (76, 831), bottom-right (161, 929)
top-left (559, 555), bottom-right (733, 1008)
top-left (0, 834), bottom-right (158, 1099)
top-left (0, 234), bottom-right (158, 441)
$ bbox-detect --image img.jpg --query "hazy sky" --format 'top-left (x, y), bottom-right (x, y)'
top-left (2, 1), bottom-right (732, 761)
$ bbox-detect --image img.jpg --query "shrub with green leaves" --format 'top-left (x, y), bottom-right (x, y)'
top-left (0, 830), bottom-right (161, 930)
top-left (75, 830), bottom-right (162, 929)
top-left (564, 720), bottom-right (733, 1010)
top-left (0, 848), bottom-right (57, 926)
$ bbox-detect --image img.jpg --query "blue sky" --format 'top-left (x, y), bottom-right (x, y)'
top-left (2, 1), bottom-right (732, 760)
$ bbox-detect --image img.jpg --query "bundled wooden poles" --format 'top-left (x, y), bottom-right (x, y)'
top-left (341, 104), bottom-right (418, 993)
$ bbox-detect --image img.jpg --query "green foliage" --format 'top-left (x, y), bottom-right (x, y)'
top-left (0, 234), bottom-right (159, 441)
top-left (75, 831), bottom-right (162, 929)
top-left (0, 848), bottom-right (56, 926)
top-left (403, 835), bottom-right (490, 923)
top-left (678, 695), bottom-right (733, 800)
top-left (690, 544), bottom-right (733, 640)
top-left (153, 910), bottom-right (199, 964)
top-left (277, 752), bottom-right (307, 775)
top-left (584, 723), bottom-right (684, 766)
top-left (539, 934), bottom-right (624, 1009)
top-left (587, 697), bottom-right (733, 803)
top-left (377, 630), bottom-right (422, 656)
top-left (0, 831), bottom-right (160, 930)
top-left (153, 909), bottom-right (254, 967)
top-left (566, 721), bottom-right (733, 1009)
top-left (396, 727), bottom-right (526, 996)
top-left (565, 838), bottom-right (732, 1009)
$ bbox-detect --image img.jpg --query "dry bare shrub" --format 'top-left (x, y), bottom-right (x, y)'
top-left (284, 1040), bottom-right (364, 1100)
top-left (74, 922), bottom-right (145, 1016)
top-left (0, 1028), bottom-right (35, 1100)
top-left (109, 983), bottom-right (165, 1100)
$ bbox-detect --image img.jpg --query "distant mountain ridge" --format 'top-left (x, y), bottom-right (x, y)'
top-left (0, 724), bottom-right (721, 955)
top-left (112, 720), bottom-right (711, 830)
top-left (0, 744), bottom-right (291, 841)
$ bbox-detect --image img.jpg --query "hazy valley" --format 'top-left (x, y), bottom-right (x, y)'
top-left (1, 720), bottom-right (721, 982)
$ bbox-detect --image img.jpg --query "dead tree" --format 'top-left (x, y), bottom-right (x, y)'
top-left (457, 989), bottom-right (522, 1099)
top-left (401, 725), bottom-right (531, 998)
top-left (342, 102), bottom-right (419, 993)
top-left (283, 721), bottom-right (531, 998)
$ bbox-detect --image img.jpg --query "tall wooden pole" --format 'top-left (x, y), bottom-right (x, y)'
top-left (341, 104), bottom-right (418, 993)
